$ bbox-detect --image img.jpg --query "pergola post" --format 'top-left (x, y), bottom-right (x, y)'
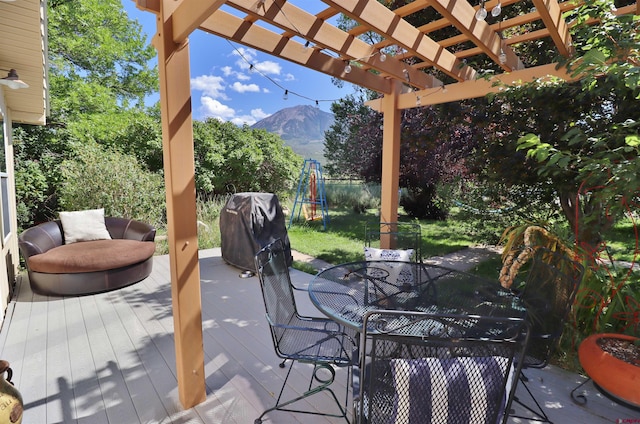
top-left (379, 81), bottom-right (403, 249)
top-left (155, 0), bottom-right (206, 408)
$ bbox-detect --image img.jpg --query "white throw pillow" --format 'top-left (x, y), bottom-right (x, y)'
top-left (59, 208), bottom-right (112, 244)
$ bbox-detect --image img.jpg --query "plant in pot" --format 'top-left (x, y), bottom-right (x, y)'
top-left (502, 0), bottom-right (640, 409)
top-left (574, 331), bottom-right (640, 408)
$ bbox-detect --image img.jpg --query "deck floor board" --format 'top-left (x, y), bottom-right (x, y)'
top-left (0, 248), bottom-right (637, 423)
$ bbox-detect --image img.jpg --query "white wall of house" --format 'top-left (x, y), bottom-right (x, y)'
top-left (0, 90), bottom-right (20, 327)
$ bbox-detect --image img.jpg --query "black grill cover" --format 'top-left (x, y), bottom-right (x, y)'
top-left (220, 192), bottom-right (292, 271)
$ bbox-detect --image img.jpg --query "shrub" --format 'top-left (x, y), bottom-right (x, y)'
top-left (58, 142), bottom-right (165, 228)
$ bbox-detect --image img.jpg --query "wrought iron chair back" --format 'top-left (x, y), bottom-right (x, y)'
top-left (355, 310), bottom-right (530, 424)
top-left (364, 222), bottom-right (422, 262)
top-left (254, 238), bottom-right (357, 423)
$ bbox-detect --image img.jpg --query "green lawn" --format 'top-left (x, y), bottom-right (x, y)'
top-left (287, 207), bottom-right (480, 265)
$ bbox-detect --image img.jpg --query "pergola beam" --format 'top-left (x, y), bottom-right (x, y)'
top-left (227, 0), bottom-right (437, 89)
top-left (366, 63), bottom-right (580, 111)
top-left (324, 0), bottom-right (477, 82)
top-left (532, 0), bottom-right (574, 57)
top-left (172, 0), bottom-right (225, 44)
top-left (200, 9), bottom-right (394, 94)
top-left (142, 0), bottom-right (207, 409)
top-left (426, 0), bottom-right (523, 71)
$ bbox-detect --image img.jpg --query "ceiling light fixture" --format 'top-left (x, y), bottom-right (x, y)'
top-left (0, 69), bottom-right (29, 90)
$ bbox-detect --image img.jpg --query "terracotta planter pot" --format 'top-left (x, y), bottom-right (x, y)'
top-left (578, 333), bottom-right (640, 407)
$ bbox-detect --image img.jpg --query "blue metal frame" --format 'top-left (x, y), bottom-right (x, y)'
top-left (289, 158), bottom-right (330, 230)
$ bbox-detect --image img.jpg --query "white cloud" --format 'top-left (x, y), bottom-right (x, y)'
top-left (221, 66), bottom-right (233, 76)
top-left (254, 60), bottom-right (281, 75)
top-left (231, 115), bottom-right (257, 126)
top-left (191, 75), bottom-right (228, 100)
top-left (251, 108), bottom-right (270, 120)
top-left (284, 73), bottom-right (295, 81)
top-left (198, 97), bottom-right (271, 127)
top-left (200, 96), bottom-right (236, 121)
top-left (230, 81), bottom-right (260, 93)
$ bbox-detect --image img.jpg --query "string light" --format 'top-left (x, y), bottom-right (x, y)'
top-left (499, 49), bottom-right (507, 64)
top-left (379, 52), bottom-right (387, 62)
top-left (225, 40), bottom-right (342, 107)
top-left (344, 61), bottom-right (352, 74)
top-left (283, 90), bottom-right (289, 100)
top-left (475, 0), bottom-right (487, 20)
top-left (491, 1), bottom-right (502, 17)
top-left (302, 40), bottom-right (311, 53)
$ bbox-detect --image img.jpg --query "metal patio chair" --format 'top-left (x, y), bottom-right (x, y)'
top-left (254, 238), bottom-right (358, 424)
top-left (354, 310), bottom-right (530, 424)
top-left (508, 247), bottom-right (585, 423)
top-left (364, 222), bottom-right (422, 262)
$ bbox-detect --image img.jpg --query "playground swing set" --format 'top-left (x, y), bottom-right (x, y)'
top-left (289, 159), bottom-right (329, 230)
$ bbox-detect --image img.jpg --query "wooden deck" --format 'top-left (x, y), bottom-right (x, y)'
top-left (0, 248), bottom-right (637, 423)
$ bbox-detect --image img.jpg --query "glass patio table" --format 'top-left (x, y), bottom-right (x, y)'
top-left (308, 260), bottom-right (526, 332)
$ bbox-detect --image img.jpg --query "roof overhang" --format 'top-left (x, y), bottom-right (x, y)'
top-left (0, 0), bottom-right (49, 126)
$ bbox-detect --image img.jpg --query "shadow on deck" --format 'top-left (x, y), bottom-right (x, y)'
top-left (0, 248), bottom-right (636, 423)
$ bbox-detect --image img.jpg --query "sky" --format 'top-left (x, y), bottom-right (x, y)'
top-left (121, 2), bottom-right (358, 126)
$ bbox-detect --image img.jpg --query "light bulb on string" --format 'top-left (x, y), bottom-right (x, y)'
top-left (344, 62), bottom-right (352, 74)
top-left (283, 90), bottom-right (288, 100)
top-left (475, 1), bottom-right (487, 20)
top-left (302, 41), bottom-right (310, 53)
top-left (415, 95), bottom-right (421, 106)
top-left (379, 52), bottom-right (387, 62)
top-left (491, 1), bottom-right (502, 17)
top-left (499, 49), bottom-right (507, 64)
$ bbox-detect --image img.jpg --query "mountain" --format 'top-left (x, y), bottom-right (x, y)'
top-left (251, 105), bottom-right (334, 162)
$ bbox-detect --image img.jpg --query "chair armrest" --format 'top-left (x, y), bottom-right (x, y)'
top-left (18, 221), bottom-right (64, 258)
top-left (105, 217), bottom-right (156, 241)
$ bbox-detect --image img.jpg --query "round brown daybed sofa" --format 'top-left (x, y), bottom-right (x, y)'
top-left (18, 217), bottom-right (156, 296)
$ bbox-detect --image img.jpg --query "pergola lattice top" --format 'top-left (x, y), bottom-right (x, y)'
top-left (138, 0), bottom-right (637, 108)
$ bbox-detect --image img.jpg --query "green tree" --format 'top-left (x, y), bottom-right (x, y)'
top-left (482, 0), bottom-right (639, 337)
top-left (480, 0), bottom-right (639, 252)
top-left (192, 119), bottom-right (302, 197)
top-left (14, 0), bottom-right (159, 229)
top-left (324, 92), bottom-right (480, 219)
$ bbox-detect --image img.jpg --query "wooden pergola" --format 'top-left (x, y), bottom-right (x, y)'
top-left (134, 0), bottom-right (638, 408)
